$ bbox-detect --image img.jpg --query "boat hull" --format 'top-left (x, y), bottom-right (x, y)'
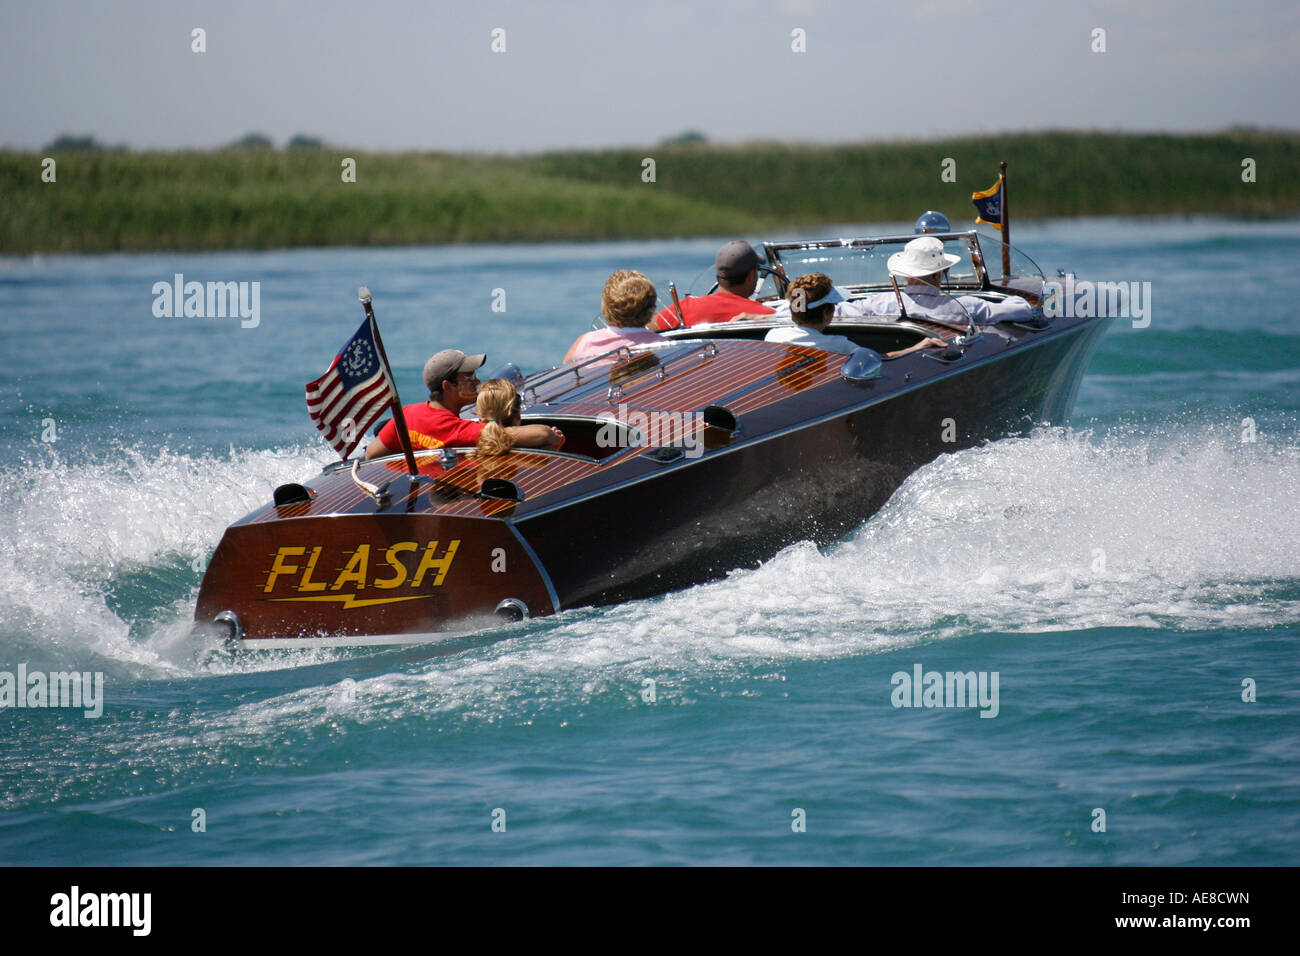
top-left (517, 315), bottom-right (1109, 609)
top-left (196, 311), bottom-right (1110, 648)
top-left (195, 513), bottom-right (557, 648)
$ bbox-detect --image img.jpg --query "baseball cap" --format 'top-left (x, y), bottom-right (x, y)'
top-left (423, 349), bottom-right (486, 391)
top-left (715, 240), bottom-right (760, 280)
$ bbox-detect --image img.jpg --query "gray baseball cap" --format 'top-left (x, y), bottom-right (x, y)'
top-left (715, 240), bottom-right (760, 280)
top-left (423, 349), bottom-right (486, 391)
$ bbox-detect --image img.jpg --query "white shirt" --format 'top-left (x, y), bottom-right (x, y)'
top-left (764, 325), bottom-right (859, 355)
top-left (836, 287), bottom-right (1034, 324)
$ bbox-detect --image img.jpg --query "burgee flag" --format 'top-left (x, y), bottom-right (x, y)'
top-left (971, 175), bottom-right (1005, 230)
top-left (305, 316), bottom-right (396, 458)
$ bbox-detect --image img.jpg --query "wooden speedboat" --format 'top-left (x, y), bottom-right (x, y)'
top-left (195, 231), bottom-right (1111, 649)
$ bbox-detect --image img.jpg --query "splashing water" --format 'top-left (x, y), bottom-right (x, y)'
top-left (0, 443), bottom-right (330, 673)
top-left (3, 421), bottom-right (1296, 702)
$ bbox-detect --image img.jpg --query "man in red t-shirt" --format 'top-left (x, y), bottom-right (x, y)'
top-left (364, 349), bottom-right (562, 459)
top-left (649, 240), bottom-right (776, 331)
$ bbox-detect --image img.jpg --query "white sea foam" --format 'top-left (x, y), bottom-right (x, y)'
top-left (172, 422), bottom-right (1300, 739)
top-left (2, 422), bottom-right (1299, 791)
top-left (2, 423), bottom-right (1298, 704)
top-left (0, 443), bottom-right (331, 672)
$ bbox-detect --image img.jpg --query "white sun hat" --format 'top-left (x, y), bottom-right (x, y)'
top-left (803, 285), bottom-right (845, 309)
top-left (887, 236), bottom-right (962, 278)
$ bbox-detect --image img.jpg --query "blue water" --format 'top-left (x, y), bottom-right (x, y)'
top-left (2, 218), bottom-right (1299, 865)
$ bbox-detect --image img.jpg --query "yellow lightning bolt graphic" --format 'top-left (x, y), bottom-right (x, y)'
top-left (266, 594), bottom-right (433, 609)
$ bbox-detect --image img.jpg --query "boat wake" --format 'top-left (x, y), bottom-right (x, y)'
top-left (2, 420), bottom-right (1298, 688)
top-left (0, 443), bottom-right (333, 675)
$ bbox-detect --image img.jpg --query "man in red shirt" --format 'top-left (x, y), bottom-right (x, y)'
top-left (649, 240), bottom-right (776, 331)
top-left (364, 349), bottom-right (562, 459)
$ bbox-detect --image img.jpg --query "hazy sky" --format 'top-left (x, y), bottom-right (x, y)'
top-left (2, 0), bottom-right (1296, 152)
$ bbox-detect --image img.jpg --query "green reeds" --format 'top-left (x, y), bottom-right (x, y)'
top-left (2, 131), bottom-right (1294, 253)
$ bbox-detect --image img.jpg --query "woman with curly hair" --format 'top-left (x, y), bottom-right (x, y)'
top-left (764, 272), bottom-right (860, 355)
top-left (474, 378), bottom-right (564, 457)
top-left (563, 270), bottom-right (662, 364)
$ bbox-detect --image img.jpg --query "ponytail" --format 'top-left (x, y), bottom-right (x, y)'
top-left (476, 420), bottom-right (514, 457)
top-left (474, 380), bottom-right (520, 457)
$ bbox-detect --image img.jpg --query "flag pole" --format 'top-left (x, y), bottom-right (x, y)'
top-left (358, 286), bottom-right (419, 477)
top-left (999, 160), bottom-right (1010, 280)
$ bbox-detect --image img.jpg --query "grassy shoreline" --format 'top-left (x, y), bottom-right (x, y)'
top-left (2, 131), bottom-right (1296, 254)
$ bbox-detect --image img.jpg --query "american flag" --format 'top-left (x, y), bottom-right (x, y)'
top-left (305, 316), bottom-right (396, 458)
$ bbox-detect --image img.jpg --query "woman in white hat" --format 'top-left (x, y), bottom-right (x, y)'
top-left (888, 236), bottom-right (962, 285)
top-left (828, 236), bottom-right (962, 320)
top-left (884, 236), bottom-right (1034, 324)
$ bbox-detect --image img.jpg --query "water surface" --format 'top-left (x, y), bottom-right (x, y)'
top-left (2, 217), bottom-right (1298, 864)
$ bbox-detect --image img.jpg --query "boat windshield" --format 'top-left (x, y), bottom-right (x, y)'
top-left (733, 232), bottom-right (1044, 300)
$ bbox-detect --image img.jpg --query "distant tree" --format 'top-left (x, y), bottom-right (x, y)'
top-left (661, 130), bottom-right (708, 146)
top-left (230, 132), bottom-right (275, 149)
top-left (42, 134), bottom-right (103, 152)
top-left (287, 134), bottom-right (324, 150)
